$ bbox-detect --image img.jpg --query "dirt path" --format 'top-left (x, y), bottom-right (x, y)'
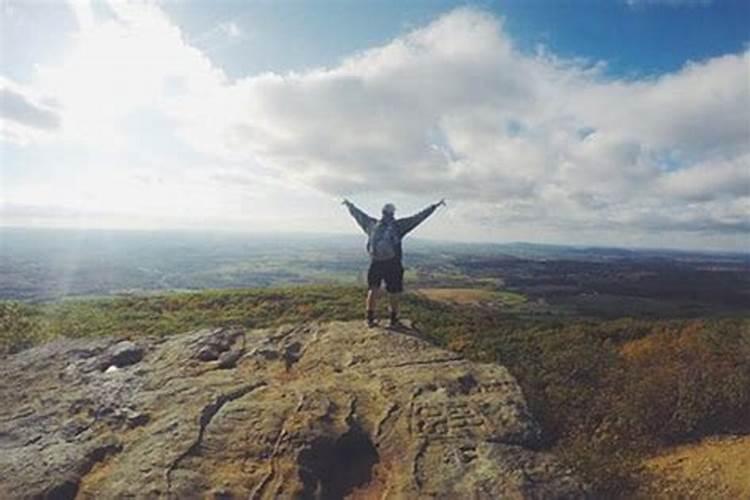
top-left (636, 434), bottom-right (750, 499)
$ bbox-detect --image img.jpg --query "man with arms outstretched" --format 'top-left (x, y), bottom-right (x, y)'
top-left (343, 199), bottom-right (446, 327)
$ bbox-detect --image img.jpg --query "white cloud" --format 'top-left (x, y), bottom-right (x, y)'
top-left (0, 77), bottom-right (61, 145)
top-left (33, 1), bottom-right (225, 149)
top-left (5, 4), bottom-right (748, 246)
top-left (189, 19), bottom-right (246, 54)
top-left (174, 8), bottom-right (745, 237)
top-left (220, 21), bottom-right (242, 39)
top-left (68, 0), bottom-right (95, 31)
top-left (658, 155), bottom-right (750, 202)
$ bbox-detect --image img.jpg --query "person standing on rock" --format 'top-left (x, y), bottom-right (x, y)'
top-left (342, 198), bottom-right (446, 327)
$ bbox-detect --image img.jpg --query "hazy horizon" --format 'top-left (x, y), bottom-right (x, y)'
top-left (1, 224), bottom-right (747, 255)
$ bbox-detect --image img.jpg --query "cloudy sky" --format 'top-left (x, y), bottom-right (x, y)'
top-left (1, 0), bottom-right (748, 250)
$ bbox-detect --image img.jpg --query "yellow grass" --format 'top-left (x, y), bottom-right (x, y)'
top-left (636, 435), bottom-right (750, 499)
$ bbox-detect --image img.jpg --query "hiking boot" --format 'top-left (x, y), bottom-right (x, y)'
top-left (389, 313), bottom-right (401, 328)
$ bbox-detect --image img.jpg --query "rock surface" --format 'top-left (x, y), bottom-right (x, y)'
top-left (0, 321), bottom-right (587, 499)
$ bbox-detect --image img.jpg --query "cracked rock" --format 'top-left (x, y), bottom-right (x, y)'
top-left (0, 321), bottom-right (588, 499)
top-left (194, 328), bottom-right (241, 362)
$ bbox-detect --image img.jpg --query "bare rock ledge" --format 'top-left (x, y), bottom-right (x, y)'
top-left (0, 321), bottom-right (588, 499)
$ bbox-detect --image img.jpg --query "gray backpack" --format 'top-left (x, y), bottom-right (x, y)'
top-left (368, 220), bottom-right (399, 261)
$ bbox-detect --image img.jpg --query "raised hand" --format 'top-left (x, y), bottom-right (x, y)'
top-left (437, 198), bottom-right (447, 207)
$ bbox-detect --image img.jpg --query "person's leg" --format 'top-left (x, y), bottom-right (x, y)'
top-left (385, 260), bottom-right (404, 326)
top-left (366, 262), bottom-right (382, 326)
top-left (366, 288), bottom-right (379, 326)
top-left (367, 288), bottom-right (378, 315)
top-left (388, 292), bottom-right (401, 324)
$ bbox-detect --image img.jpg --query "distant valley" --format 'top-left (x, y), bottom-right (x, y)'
top-left (2, 227), bottom-right (747, 319)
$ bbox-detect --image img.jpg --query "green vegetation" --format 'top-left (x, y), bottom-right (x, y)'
top-left (416, 287), bottom-right (526, 307)
top-left (1, 286), bottom-right (367, 349)
top-left (1, 285), bottom-right (749, 497)
top-left (494, 290), bottom-right (527, 306)
top-left (0, 301), bottom-right (50, 354)
top-left (462, 316), bottom-right (750, 495)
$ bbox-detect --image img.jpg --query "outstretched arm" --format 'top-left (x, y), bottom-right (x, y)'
top-left (396, 199), bottom-right (446, 237)
top-left (342, 199), bottom-right (376, 234)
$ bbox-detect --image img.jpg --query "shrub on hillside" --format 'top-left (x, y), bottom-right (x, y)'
top-left (613, 320), bottom-right (750, 444)
top-left (465, 317), bottom-right (750, 496)
top-left (0, 301), bottom-right (47, 355)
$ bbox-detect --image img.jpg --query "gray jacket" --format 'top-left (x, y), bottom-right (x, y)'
top-left (345, 202), bottom-right (439, 261)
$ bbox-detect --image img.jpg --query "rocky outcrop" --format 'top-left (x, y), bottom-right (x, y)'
top-left (0, 321), bottom-right (587, 499)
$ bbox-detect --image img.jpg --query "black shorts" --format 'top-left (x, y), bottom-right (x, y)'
top-left (367, 258), bottom-right (404, 293)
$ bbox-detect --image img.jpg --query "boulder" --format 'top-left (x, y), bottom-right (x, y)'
top-left (105, 340), bottom-right (144, 368)
top-left (0, 322), bottom-right (588, 499)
